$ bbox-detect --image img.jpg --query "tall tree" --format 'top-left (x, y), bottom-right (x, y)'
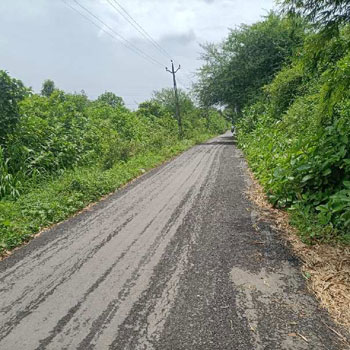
top-left (137, 101), bottom-right (168, 119)
top-left (152, 88), bottom-right (195, 117)
top-left (41, 79), bottom-right (56, 97)
top-left (96, 92), bottom-right (124, 108)
top-left (194, 13), bottom-right (305, 114)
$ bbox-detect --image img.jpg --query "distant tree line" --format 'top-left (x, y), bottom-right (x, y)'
top-left (0, 71), bottom-right (228, 201)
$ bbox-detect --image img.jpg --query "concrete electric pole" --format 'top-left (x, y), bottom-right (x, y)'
top-left (166, 60), bottom-right (183, 138)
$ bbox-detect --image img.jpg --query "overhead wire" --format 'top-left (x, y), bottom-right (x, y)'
top-left (72, 0), bottom-right (166, 67)
top-left (108, 0), bottom-right (172, 60)
top-left (62, 0), bottom-right (190, 101)
top-left (179, 66), bottom-right (196, 85)
top-left (168, 58), bottom-right (195, 88)
top-left (61, 0), bottom-right (166, 68)
top-left (176, 77), bottom-right (190, 91)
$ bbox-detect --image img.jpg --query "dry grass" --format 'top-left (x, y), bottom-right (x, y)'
top-left (246, 168), bottom-right (350, 332)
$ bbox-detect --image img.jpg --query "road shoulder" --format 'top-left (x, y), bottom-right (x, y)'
top-left (247, 166), bottom-right (350, 346)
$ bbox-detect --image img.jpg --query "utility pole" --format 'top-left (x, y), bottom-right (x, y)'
top-left (166, 60), bottom-right (183, 138)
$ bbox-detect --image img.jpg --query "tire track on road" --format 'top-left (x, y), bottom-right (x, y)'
top-left (0, 140), bottom-right (220, 350)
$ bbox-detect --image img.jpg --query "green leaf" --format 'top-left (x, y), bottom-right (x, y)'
top-left (322, 168), bottom-right (332, 176)
top-left (301, 174), bottom-right (314, 183)
top-left (297, 164), bottom-right (312, 171)
top-left (343, 181), bottom-right (350, 189)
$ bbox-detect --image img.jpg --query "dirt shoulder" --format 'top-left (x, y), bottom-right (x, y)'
top-left (246, 167), bottom-right (350, 342)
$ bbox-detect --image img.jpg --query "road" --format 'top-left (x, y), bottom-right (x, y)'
top-left (0, 133), bottom-right (347, 349)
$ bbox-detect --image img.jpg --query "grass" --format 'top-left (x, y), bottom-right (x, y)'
top-left (0, 135), bottom-right (212, 257)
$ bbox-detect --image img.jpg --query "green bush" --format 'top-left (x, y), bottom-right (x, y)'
top-left (0, 73), bottom-right (229, 254)
top-left (0, 70), bottom-right (28, 146)
top-left (237, 25), bottom-right (350, 242)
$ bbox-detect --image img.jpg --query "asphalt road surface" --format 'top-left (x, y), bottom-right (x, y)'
top-left (0, 133), bottom-right (348, 349)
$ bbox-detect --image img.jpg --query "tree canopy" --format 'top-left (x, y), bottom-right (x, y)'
top-left (194, 13), bottom-right (305, 115)
top-left (281, 0), bottom-right (350, 30)
top-left (41, 79), bottom-right (56, 97)
top-left (96, 91), bottom-right (125, 108)
top-left (151, 88), bottom-right (195, 117)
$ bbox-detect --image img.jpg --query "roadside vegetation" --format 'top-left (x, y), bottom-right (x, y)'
top-left (0, 73), bottom-right (228, 255)
top-left (195, 2), bottom-right (350, 244)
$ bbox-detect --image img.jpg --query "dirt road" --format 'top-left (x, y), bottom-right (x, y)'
top-left (0, 134), bottom-right (347, 349)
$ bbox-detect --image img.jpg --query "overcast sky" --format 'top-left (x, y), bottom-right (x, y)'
top-left (0, 0), bottom-right (275, 108)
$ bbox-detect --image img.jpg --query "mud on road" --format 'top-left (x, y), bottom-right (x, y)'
top-left (0, 133), bottom-right (347, 349)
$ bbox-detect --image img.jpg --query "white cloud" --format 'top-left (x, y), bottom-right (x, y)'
top-left (90, 0), bottom-right (275, 42)
top-left (0, 0), bottom-right (276, 106)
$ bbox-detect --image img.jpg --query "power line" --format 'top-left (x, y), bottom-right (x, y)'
top-left (61, 0), bottom-right (165, 68)
top-left (176, 78), bottom-right (188, 90)
top-left (72, 0), bottom-right (166, 67)
top-left (184, 71), bottom-right (195, 84)
top-left (177, 65), bottom-right (195, 85)
top-left (108, 0), bottom-right (172, 60)
top-left (62, 0), bottom-right (157, 67)
top-left (106, 0), bottom-right (168, 59)
top-left (169, 58), bottom-right (195, 87)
